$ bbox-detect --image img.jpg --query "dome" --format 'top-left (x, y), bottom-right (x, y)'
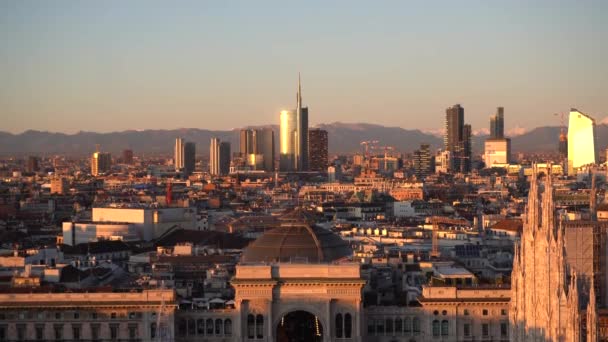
top-left (240, 211), bottom-right (352, 263)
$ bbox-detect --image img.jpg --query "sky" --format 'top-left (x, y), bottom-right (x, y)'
top-left (1, 0), bottom-right (607, 134)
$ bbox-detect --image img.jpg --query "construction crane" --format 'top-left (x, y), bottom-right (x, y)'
top-left (370, 145), bottom-right (395, 172)
top-left (427, 216), bottom-right (470, 258)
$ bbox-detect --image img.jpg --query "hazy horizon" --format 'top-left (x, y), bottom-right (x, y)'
top-left (2, 0), bottom-right (607, 134)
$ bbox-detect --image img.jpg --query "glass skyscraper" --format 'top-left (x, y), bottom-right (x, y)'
top-left (567, 108), bottom-right (598, 174)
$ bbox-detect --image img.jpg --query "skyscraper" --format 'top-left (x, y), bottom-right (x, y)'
top-left (413, 144), bottom-right (433, 179)
top-left (461, 124), bottom-right (472, 173)
top-left (255, 128), bottom-right (275, 172)
top-left (122, 149), bottom-right (134, 164)
top-left (308, 128), bottom-right (328, 172)
top-left (210, 138), bottom-right (231, 176)
top-left (219, 141), bottom-right (231, 175)
top-left (91, 151), bottom-right (111, 176)
top-left (184, 142), bottom-right (196, 177)
top-left (174, 138), bottom-right (185, 171)
top-left (279, 74), bottom-right (309, 171)
top-left (444, 104), bottom-right (471, 172)
top-left (280, 110), bottom-right (297, 171)
top-left (240, 129), bottom-right (255, 156)
top-left (567, 108), bottom-right (598, 174)
top-left (26, 156), bottom-right (39, 173)
top-left (490, 107), bottom-right (504, 139)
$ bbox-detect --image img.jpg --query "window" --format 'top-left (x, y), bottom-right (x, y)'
top-left (501, 322), bottom-right (508, 337)
top-left (73, 312), bottom-right (80, 319)
top-left (482, 323), bottom-right (489, 337)
top-left (54, 324), bottom-right (63, 341)
top-left (207, 318), bottom-right (214, 336)
top-left (335, 314), bottom-right (343, 338)
top-left (91, 312), bottom-right (98, 320)
top-left (110, 324), bottom-right (119, 340)
top-left (482, 309), bottom-right (488, 316)
top-left (128, 324), bottom-right (138, 340)
top-left (441, 320), bottom-right (448, 336)
top-left (111, 312), bottom-right (117, 319)
top-left (367, 319), bottom-right (375, 335)
top-left (91, 324), bottom-right (100, 341)
top-left (344, 314), bottom-right (352, 338)
top-left (255, 315), bottom-right (264, 339)
top-left (72, 325), bottom-right (81, 340)
top-left (413, 317), bottom-right (420, 335)
top-left (35, 325), bottom-right (44, 340)
top-left (395, 318), bottom-right (402, 335)
top-left (150, 323), bottom-right (157, 339)
top-left (224, 319), bottom-right (232, 336)
top-left (464, 309), bottom-right (469, 316)
top-left (442, 310), bottom-right (447, 316)
top-left (178, 319), bottom-right (187, 337)
top-left (247, 315), bottom-right (254, 339)
top-left (501, 309), bottom-right (507, 316)
top-left (432, 320), bottom-right (440, 337)
top-left (0, 325), bottom-right (6, 341)
top-left (16, 324), bottom-right (25, 341)
top-left (129, 312), bottom-right (136, 319)
top-left (376, 319), bottom-right (385, 334)
top-left (215, 319), bottom-right (222, 335)
top-left (404, 317), bottom-right (412, 333)
top-left (55, 312), bottom-right (61, 320)
top-left (386, 318), bottom-right (393, 334)
top-left (464, 323), bottom-right (471, 337)
top-left (197, 319), bottom-right (205, 335)
top-left (188, 318), bottom-right (196, 336)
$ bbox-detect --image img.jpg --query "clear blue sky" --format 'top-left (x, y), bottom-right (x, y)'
top-left (1, 0), bottom-right (607, 134)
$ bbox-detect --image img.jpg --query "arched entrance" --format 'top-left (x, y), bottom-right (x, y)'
top-left (276, 310), bottom-right (323, 342)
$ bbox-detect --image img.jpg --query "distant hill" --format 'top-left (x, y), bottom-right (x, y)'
top-left (0, 123), bottom-right (606, 157)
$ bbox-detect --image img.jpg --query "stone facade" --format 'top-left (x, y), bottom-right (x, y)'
top-left (509, 167), bottom-right (597, 341)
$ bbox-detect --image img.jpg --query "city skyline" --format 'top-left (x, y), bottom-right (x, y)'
top-left (2, 1), bottom-right (608, 134)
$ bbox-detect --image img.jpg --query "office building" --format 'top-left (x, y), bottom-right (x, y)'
top-left (435, 150), bottom-right (452, 174)
top-left (256, 128), bottom-right (275, 171)
top-left (184, 142), bottom-right (196, 177)
top-left (240, 129), bottom-right (255, 156)
top-left (26, 156), bottom-right (39, 173)
top-left (445, 104), bottom-right (472, 172)
top-left (308, 128), bottom-right (328, 172)
top-left (413, 144), bottom-right (433, 179)
top-left (567, 108), bottom-right (598, 175)
top-left (210, 138), bottom-right (231, 176)
top-left (91, 152), bottom-right (111, 176)
top-left (490, 107), bottom-right (504, 139)
top-left (461, 124), bottom-right (472, 173)
top-left (122, 149), bottom-right (134, 164)
top-left (241, 128), bottom-right (275, 172)
top-left (484, 138), bottom-right (511, 168)
top-left (174, 138), bottom-right (185, 171)
top-left (279, 74), bottom-right (309, 171)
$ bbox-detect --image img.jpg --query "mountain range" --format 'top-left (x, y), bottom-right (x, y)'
top-left (0, 122), bottom-right (606, 157)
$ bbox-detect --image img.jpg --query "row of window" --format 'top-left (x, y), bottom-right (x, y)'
top-left (0, 311), bottom-right (143, 321)
top-left (176, 318), bottom-right (232, 337)
top-left (0, 322), bottom-right (140, 341)
top-left (367, 317), bottom-right (421, 336)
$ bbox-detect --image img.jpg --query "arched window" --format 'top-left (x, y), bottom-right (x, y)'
top-left (215, 319), bottom-right (222, 335)
top-left (247, 315), bottom-right (255, 339)
top-left (404, 317), bottom-right (411, 333)
top-left (256, 314), bottom-right (264, 339)
top-left (441, 320), bottom-right (449, 336)
top-left (395, 318), bottom-right (403, 334)
top-left (367, 319), bottom-right (376, 335)
top-left (335, 313), bottom-right (343, 338)
top-left (413, 317), bottom-right (420, 335)
top-left (188, 318), bottom-right (195, 336)
top-left (150, 323), bottom-right (157, 338)
top-left (206, 318), bottom-right (214, 335)
top-left (344, 313), bottom-right (352, 338)
top-left (432, 320), bottom-right (440, 337)
top-left (197, 319), bottom-right (205, 335)
top-left (224, 319), bottom-right (232, 336)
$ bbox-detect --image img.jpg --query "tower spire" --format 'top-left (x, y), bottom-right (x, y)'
top-left (297, 72), bottom-right (302, 109)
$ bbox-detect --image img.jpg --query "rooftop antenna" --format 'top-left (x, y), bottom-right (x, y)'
top-left (95, 144), bottom-right (100, 153)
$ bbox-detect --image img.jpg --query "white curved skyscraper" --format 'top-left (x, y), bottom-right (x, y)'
top-left (567, 108), bottom-right (598, 174)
